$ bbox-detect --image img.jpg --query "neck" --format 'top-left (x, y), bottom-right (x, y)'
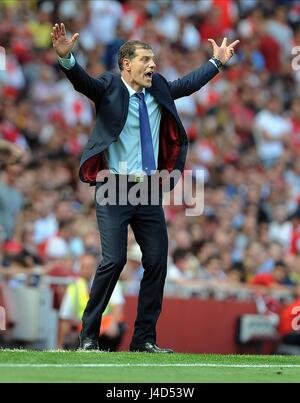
top-left (121, 73), bottom-right (143, 93)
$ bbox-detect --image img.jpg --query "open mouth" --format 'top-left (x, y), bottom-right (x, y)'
top-left (145, 72), bottom-right (153, 80)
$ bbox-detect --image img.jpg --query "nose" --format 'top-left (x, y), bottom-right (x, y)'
top-left (150, 59), bottom-right (156, 69)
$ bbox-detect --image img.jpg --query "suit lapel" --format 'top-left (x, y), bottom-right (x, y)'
top-left (148, 85), bottom-right (166, 108)
top-left (118, 75), bottom-right (130, 106)
top-left (148, 77), bottom-right (174, 114)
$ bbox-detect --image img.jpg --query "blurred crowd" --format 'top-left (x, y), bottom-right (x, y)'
top-left (1, 0), bottom-right (300, 311)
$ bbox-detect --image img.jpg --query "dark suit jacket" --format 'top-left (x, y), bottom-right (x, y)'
top-left (60, 60), bottom-right (219, 187)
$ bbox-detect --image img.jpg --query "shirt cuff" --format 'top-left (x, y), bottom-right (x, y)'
top-left (58, 53), bottom-right (76, 70)
top-left (209, 58), bottom-right (219, 70)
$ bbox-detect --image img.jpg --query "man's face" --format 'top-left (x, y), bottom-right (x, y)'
top-left (125, 47), bottom-right (156, 89)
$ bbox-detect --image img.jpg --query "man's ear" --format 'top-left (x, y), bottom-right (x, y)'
top-left (123, 58), bottom-right (131, 72)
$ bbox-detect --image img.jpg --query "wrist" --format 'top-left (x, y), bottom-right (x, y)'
top-left (211, 56), bottom-right (223, 68)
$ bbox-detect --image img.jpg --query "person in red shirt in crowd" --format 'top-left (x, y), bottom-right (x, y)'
top-left (250, 261), bottom-right (294, 288)
top-left (279, 284), bottom-right (300, 345)
top-left (199, 7), bottom-right (224, 42)
top-left (256, 24), bottom-right (281, 74)
top-left (199, 0), bottom-right (237, 42)
top-left (212, 0), bottom-right (237, 32)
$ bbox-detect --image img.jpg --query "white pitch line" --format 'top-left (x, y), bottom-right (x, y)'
top-left (0, 364), bottom-right (300, 369)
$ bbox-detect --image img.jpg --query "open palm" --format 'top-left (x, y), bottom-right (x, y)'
top-left (208, 37), bottom-right (240, 65)
top-left (51, 23), bottom-right (79, 58)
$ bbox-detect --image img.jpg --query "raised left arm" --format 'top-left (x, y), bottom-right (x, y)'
top-left (169, 37), bottom-right (240, 100)
top-left (169, 61), bottom-right (219, 100)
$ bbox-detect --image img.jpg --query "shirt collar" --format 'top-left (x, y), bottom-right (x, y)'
top-left (121, 77), bottom-right (146, 97)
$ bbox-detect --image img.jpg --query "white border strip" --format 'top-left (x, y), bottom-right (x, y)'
top-left (0, 364), bottom-right (300, 368)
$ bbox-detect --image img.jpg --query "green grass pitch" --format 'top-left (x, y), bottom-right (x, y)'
top-left (0, 350), bottom-right (300, 383)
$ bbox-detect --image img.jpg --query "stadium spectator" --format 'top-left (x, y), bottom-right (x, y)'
top-left (250, 261), bottom-right (295, 289)
top-left (0, 157), bottom-right (24, 241)
top-left (253, 96), bottom-right (291, 167)
top-left (167, 248), bottom-right (197, 284)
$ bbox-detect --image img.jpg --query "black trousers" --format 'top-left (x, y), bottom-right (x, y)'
top-left (81, 180), bottom-right (168, 345)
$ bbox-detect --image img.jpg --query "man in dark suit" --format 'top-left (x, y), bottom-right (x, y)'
top-left (51, 23), bottom-right (239, 353)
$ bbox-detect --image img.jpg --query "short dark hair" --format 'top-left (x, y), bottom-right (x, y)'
top-left (118, 40), bottom-right (153, 71)
top-left (274, 260), bottom-right (287, 269)
top-left (172, 248), bottom-right (189, 264)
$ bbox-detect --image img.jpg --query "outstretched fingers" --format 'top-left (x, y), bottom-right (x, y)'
top-left (61, 23), bottom-right (66, 36)
top-left (228, 40), bottom-right (240, 49)
top-left (51, 25), bottom-right (58, 41)
top-left (208, 38), bottom-right (217, 48)
top-left (54, 23), bottom-right (59, 36)
top-left (71, 33), bottom-right (80, 43)
top-left (55, 23), bottom-right (64, 38)
top-left (221, 37), bottom-right (227, 47)
top-left (53, 24), bottom-right (60, 39)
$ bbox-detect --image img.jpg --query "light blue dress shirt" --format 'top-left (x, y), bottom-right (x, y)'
top-left (59, 54), bottom-right (162, 175)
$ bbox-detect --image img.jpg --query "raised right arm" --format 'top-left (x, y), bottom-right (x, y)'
top-left (51, 23), bottom-right (109, 102)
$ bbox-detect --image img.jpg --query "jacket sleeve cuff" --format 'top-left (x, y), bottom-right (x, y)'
top-left (58, 53), bottom-right (76, 70)
top-left (209, 58), bottom-right (220, 70)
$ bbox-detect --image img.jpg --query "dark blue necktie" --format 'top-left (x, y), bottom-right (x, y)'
top-left (135, 92), bottom-right (156, 175)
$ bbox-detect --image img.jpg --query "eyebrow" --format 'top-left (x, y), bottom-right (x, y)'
top-left (140, 55), bottom-right (155, 60)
